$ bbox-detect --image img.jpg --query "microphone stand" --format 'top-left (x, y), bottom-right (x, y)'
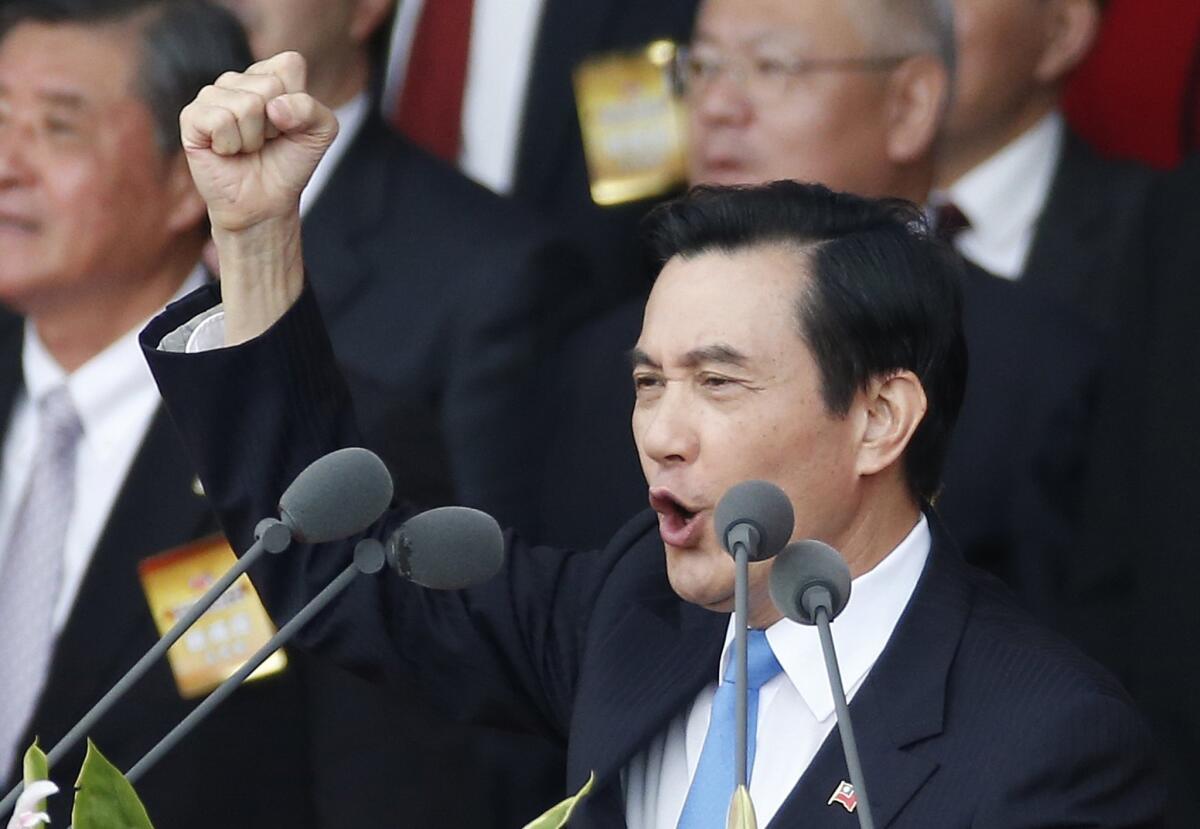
top-left (810, 588), bottom-right (876, 829)
top-left (0, 518), bottom-right (293, 817)
top-left (729, 533), bottom-right (758, 828)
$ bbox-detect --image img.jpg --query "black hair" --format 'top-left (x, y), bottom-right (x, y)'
top-left (0, 0), bottom-right (252, 154)
top-left (644, 180), bottom-right (968, 503)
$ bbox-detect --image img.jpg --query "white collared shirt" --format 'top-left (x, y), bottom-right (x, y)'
top-left (933, 112), bottom-right (1065, 280)
top-left (300, 93), bottom-right (370, 217)
top-left (381, 0), bottom-right (547, 195)
top-left (623, 515), bottom-right (931, 828)
top-left (0, 267), bottom-right (207, 633)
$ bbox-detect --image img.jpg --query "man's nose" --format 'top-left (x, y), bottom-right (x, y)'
top-left (637, 384), bottom-right (700, 466)
top-left (0, 124), bottom-right (34, 188)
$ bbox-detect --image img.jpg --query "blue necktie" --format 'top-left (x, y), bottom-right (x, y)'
top-left (677, 629), bottom-right (784, 828)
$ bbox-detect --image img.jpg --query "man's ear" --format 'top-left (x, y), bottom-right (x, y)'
top-left (883, 53), bottom-right (949, 166)
top-left (855, 370), bottom-right (927, 477)
top-left (350, 0), bottom-right (396, 45)
top-left (1035, 0), bottom-right (1101, 85)
top-left (163, 153), bottom-right (208, 235)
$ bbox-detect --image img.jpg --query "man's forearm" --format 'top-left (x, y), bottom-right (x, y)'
top-left (212, 215), bottom-right (305, 345)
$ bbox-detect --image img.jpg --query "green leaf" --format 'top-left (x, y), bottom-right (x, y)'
top-left (522, 772), bottom-right (596, 829)
top-left (22, 740), bottom-right (49, 788)
top-left (725, 785), bottom-right (758, 829)
top-left (20, 740), bottom-right (51, 817)
top-left (71, 741), bottom-right (155, 829)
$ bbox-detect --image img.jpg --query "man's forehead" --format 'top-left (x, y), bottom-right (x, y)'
top-left (0, 22), bottom-right (137, 104)
top-left (635, 246), bottom-right (811, 361)
top-left (694, 0), bottom-right (862, 50)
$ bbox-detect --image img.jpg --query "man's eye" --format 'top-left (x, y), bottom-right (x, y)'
top-left (633, 373), bottom-right (663, 391)
top-left (687, 56), bottom-right (722, 81)
top-left (753, 58), bottom-right (791, 78)
top-left (699, 374), bottom-right (733, 389)
top-left (45, 117), bottom-right (78, 136)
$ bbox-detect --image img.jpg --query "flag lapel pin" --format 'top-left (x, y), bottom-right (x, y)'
top-left (827, 780), bottom-right (858, 813)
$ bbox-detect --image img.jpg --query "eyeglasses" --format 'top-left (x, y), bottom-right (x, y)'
top-left (674, 46), bottom-right (913, 103)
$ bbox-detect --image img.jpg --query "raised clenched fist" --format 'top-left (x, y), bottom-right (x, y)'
top-left (180, 51), bottom-right (338, 233)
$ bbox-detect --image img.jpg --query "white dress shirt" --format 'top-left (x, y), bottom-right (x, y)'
top-left (0, 267), bottom-right (206, 634)
top-left (623, 515), bottom-right (931, 828)
top-left (382, 0), bottom-right (547, 195)
top-left (932, 112), bottom-right (1065, 280)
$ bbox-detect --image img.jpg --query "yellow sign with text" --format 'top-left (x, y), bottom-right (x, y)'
top-left (574, 40), bottom-right (688, 206)
top-left (139, 536), bottom-right (285, 699)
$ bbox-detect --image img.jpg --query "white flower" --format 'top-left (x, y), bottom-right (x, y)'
top-left (7, 780), bottom-right (58, 829)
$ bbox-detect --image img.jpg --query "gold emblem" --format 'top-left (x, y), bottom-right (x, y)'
top-left (138, 536), bottom-right (286, 698)
top-left (573, 40), bottom-right (688, 206)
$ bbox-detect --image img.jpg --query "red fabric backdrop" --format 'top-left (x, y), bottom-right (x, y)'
top-left (1063, 0), bottom-right (1200, 169)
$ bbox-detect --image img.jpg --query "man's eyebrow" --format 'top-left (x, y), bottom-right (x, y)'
top-left (37, 90), bottom-right (86, 109)
top-left (683, 343), bottom-right (749, 368)
top-left (627, 343), bottom-right (750, 370)
top-left (629, 348), bottom-right (659, 369)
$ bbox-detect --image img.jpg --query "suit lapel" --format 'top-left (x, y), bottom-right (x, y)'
top-left (768, 517), bottom-right (971, 827)
top-left (569, 598), bottom-right (725, 791)
top-left (21, 406), bottom-right (216, 757)
top-left (1023, 134), bottom-right (1115, 313)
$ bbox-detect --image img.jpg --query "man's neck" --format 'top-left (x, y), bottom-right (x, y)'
top-left (32, 242), bottom-right (203, 374)
top-left (936, 94), bottom-right (1059, 188)
top-left (308, 53), bottom-right (370, 110)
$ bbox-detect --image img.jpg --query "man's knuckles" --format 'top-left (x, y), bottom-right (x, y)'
top-left (246, 51), bottom-right (307, 95)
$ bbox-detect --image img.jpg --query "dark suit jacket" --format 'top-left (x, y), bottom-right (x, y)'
top-left (143, 284), bottom-right (1163, 828)
top-left (1060, 154), bottom-right (1200, 828)
top-left (1023, 131), bottom-right (1159, 333)
top-left (298, 111), bottom-right (582, 827)
top-left (534, 262), bottom-right (1104, 621)
top-left (511, 0), bottom-right (701, 304)
top-left (0, 314), bottom-right (315, 829)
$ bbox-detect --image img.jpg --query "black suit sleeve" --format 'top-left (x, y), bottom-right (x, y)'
top-left (142, 283), bottom-right (607, 741)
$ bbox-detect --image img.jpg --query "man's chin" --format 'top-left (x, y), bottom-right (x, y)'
top-left (665, 570), bottom-right (734, 613)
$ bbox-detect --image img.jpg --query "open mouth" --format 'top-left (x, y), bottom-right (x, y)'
top-left (649, 488), bottom-right (706, 548)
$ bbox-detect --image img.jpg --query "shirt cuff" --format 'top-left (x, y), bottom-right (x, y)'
top-left (157, 304), bottom-right (227, 353)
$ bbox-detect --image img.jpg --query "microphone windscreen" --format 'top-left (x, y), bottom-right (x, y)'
top-left (279, 447), bottom-right (394, 543)
top-left (388, 506), bottom-right (505, 590)
top-left (769, 539), bottom-right (852, 624)
top-left (714, 480), bottom-right (795, 561)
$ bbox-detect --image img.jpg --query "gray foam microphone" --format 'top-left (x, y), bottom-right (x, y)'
top-left (279, 446), bottom-right (394, 543)
top-left (387, 506), bottom-right (505, 589)
top-left (769, 539), bottom-right (852, 624)
top-left (714, 480), bottom-right (795, 561)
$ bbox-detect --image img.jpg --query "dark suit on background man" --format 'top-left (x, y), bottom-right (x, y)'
top-left (1061, 154), bottom-right (1200, 828)
top-left (1021, 131), bottom-right (1158, 333)
top-left (142, 285), bottom-right (1163, 829)
top-left (0, 314), bottom-right (315, 829)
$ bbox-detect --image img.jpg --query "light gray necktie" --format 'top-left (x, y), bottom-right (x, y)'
top-left (0, 385), bottom-right (83, 779)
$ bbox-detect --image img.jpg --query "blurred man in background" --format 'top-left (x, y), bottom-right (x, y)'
top-left (932, 0), bottom-right (1156, 332)
top-left (0, 1), bottom-right (315, 825)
